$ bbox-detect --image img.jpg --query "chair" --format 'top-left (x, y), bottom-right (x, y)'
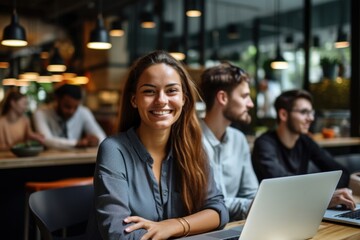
top-left (24, 177), bottom-right (93, 240)
top-left (29, 184), bottom-right (94, 240)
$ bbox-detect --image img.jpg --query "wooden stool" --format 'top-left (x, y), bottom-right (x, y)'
top-left (24, 177), bottom-right (93, 240)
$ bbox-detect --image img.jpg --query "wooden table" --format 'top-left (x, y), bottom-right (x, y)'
top-left (225, 220), bottom-right (360, 239)
top-left (0, 147), bottom-right (97, 169)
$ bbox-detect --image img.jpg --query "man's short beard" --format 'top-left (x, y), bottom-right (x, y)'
top-left (223, 106), bottom-right (252, 125)
top-left (287, 114), bottom-right (300, 134)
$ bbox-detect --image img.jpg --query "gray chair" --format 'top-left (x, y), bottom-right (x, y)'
top-left (29, 185), bottom-right (94, 240)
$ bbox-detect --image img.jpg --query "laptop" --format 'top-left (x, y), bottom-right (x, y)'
top-left (176, 171), bottom-right (342, 240)
top-left (324, 203), bottom-right (360, 226)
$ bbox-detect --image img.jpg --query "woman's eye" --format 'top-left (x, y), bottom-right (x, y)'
top-left (143, 89), bottom-right (155, 94)
top-left (167, 88), bottom-right (180, 94)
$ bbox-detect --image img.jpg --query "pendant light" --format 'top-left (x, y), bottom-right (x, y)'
top-left (227, 24), bottom-right (240, 39)
top-left (186, 0), bottom-right (201, 17)
top-left (334, 0), bottom-right (349, 49)
top-left (169, 40), bottom-right (185, 61)
top-left (334, 27), bottom-right (349, 48)
top-left (47, 47), bottom-right (67, 72)
top-left (271, 0), bottom-right (288, 70)
top-left (1, 1), bottom-right (28, 47)
top-left (140, 11), bottom-right (156, 29)
top-left (110, 19), bottom-right (125, 37)
top-left (87, 0), bottom-right (112, 50)
top-left (2, 58), bottom-right (19, 86)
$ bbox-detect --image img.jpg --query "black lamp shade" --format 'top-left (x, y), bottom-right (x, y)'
top-left (168, 41), bottom-right (185, 61)
top-left (1, 11), bottom-right (28, 47)
top-left (335, 27), bottom-right (349, 48)
top-left (140, 12), bottom-right (156, 28)
top-left (47, 48), bottom-right (67, 72)
top-left (227, 24), bottom-right (239, 39)
top-left (87, 15), bottom-right (112, 49)
top-left (186, 0), bottom-right (201, 17)
top-left (110, 20), bottom-right (124, 37)
top-left (271, 45), bottom-right (288, 69)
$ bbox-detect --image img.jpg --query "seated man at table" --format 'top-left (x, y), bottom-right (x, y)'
top-left (199, 62), bottom-right (259, 220)
top-left (33, 84), bottom-right (106, 149)
top-left (252, 89), bottom-right (356, 209)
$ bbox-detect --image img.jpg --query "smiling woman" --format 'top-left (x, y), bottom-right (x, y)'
top-left (130, 63), bottom-right (185, 132)
top-left (87, 50), bottom-right (229, 240)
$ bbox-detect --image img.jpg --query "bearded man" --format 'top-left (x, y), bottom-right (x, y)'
top-left (199, 62), bottom-right (258, 221)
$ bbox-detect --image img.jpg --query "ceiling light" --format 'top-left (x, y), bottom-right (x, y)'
top-left (186, 0), bottom-right (202, 17)
top-left (271, 0), bottom-right (288, 70)
top-left (227, 24), bottom-right (240, 39)
top-left (87, 14), bottom-right (112, 49)
top-left (1, 9), bottom-right (28, 47)
top-left (168, 41), bottom-right (185, 61)
top-left (170, 52), bottom-right (185, 61)
top-left (110, 20), bottom-right (124, 37)
top-left (2, 78), bottom-right (17, 86)
top-left (47, 47), bottom-right (67, 72)
top-left (335, 27), bottom-right (349, 48)
top-left (140, 12), bottom-right (156, 29)
top-left (37, 59), bottom-right (53, 83)
top-left (271, 45), bottom-right (288, 69)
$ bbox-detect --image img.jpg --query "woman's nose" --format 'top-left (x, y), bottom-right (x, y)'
top-left (155, 91), bottom-right (167, 105)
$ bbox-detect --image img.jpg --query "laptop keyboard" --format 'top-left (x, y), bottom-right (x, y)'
top-left (335, 209), bottom-right (360, 219)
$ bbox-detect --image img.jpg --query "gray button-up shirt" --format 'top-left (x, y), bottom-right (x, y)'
top-left (200, 120), bottom-right (259, 221)
top-left (88, 127), bottom-right (229, 240)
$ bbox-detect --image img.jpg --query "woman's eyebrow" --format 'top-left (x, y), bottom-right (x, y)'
top-left (139, 83), bottom-right (181, 88)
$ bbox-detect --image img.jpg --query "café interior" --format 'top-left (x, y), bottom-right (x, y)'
top-left (0, 0), bottom-right (360, 239)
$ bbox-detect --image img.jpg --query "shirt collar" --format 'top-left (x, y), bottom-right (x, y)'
top-left (126, 127), bottom-right (173, 164)
top-left (200, 119), bottom-right (229, 147)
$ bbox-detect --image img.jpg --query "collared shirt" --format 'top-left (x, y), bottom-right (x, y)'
top-left (33, 103), bottom-right (106, 149)
top-left (200, 120), bottom-right (259, 221)
top-left (87, 127), bottom-right (229, 240)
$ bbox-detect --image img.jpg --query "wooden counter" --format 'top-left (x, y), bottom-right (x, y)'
top-left (0, 147), bottom-right (97, 169)
top-left (313, 137), bottom-right (360, 148)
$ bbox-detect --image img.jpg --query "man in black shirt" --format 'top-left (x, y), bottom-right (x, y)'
top-left (252, 89), bottom-right (355, 210)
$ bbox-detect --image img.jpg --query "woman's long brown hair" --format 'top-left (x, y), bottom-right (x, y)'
top-left (0, 88), bottom-right (25, 116)
top-left (118, 50), bottom-right (209, 214)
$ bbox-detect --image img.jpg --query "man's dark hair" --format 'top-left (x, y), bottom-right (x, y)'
top-left (54, 84), bottom-right (82, 100)
top-left (274, 89), bottom-right (313, 121)
top-left (200, 62), bottom-right (250, 111)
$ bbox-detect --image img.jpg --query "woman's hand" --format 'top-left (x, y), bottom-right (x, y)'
top-left (328, 188), bottom-right (356, 210)
top-left (124, 216), bottom-right (183, 240)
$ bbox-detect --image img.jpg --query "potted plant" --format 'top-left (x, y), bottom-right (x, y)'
top-left (320, 57), bottom-right (340, 80)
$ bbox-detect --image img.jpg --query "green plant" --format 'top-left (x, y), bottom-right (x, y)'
top-left (320, 57), bottom-right (340, 66)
